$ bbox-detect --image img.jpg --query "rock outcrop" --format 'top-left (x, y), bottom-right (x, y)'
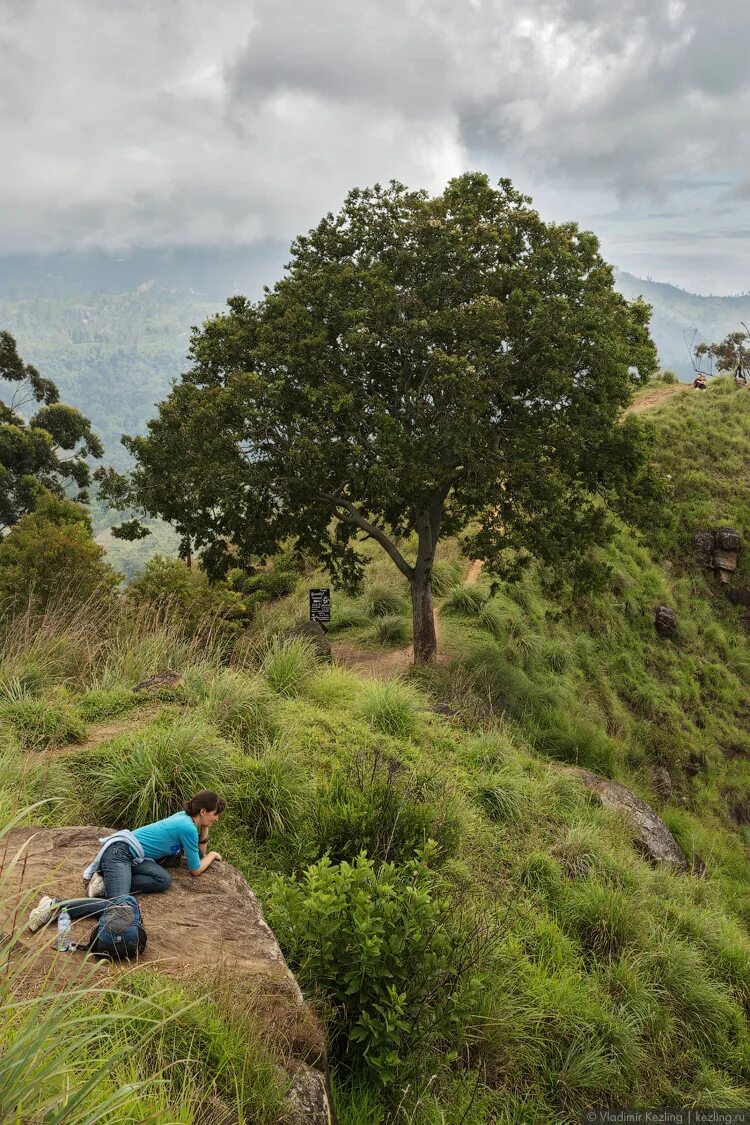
top-left (0, 826), bottom-right (332, 1125)
top-left (654, 605), bottom-right (678, 638)
top-left (565, 769), bottom-right (688, 870)
top-left (693, 528), bottom-right (742, 584)
top-left (285, 619), bottom-right (332, 662)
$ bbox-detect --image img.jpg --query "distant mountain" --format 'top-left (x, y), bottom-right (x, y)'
top-left (614, 271), bottom-right (750, 380)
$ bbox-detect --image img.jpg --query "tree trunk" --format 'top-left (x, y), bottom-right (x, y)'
top-left (410, 502), bottom-right (443, 665)
top-left (411, 566), bottom-right (437, 665)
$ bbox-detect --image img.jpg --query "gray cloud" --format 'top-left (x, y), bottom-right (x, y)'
top-left (1, 0), bottom-right (749, 291)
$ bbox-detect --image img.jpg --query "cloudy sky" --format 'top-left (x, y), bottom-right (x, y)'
top-left (2, 0), bottom-right (749, 294)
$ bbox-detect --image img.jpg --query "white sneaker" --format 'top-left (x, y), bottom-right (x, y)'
top-left (87, 872), bottom-right (106, 898)
top-left (28, 895), bottom-right (61, 932)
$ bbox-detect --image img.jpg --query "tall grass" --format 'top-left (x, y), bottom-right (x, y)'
top-left (356, 678), bottom-right (422, 739)
top-left (262, 636), bottom-right (319, 697)
top-left (66, 715), bottom-right (232, 826)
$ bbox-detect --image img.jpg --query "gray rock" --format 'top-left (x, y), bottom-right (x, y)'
top-left (716, 527), bottom-right (741, 551)
top-left (1, 826), bottom-right (332, 1124)
top-left (713, 548), bottom-right (739, 581)
top-left (651, 766), bottom-right (673, 802)
top-left (693, 531), bottom-right (715, 568)
top-left (286, 619), bottom-right (332, 662)
top-left (654, 605), bottom-right (678, 637)
top-left (726, 586), bottom-right (750, 607)
top-left (567, 769), bottom-right (688, 870)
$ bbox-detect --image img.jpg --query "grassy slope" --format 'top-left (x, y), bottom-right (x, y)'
top-left (2, 378), bottom-right (750, 1123)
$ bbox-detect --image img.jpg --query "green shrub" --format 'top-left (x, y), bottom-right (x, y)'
top-left (374, 614), bottom-right (410, 645)
top-left (360, 584), bottom-right (408, 618)
top-left (230, 744), bottom-right (310, 839)
top-left (76, 688), bottom-right (137, 722)
top-left (560, 878), bottom-right (640, 960)
top-left (269, 849), bottom-right (484, 1084)
top-left (356, 678), bottom-right (422, 739)
top-left (128, 555), bottom-right (248, 633)
top-left (78, 715), bottom-right (230, 826)
top-left (530, 714), bottom-right (616, 777)
top-left (441, 584), bottom-right (487, 616)
top-left (431, 560), bottom-right (462, 596)
top-left (0, 696), bottom-right (86, 752)
top-left (201, 669), bottom-right (278, 750)
top-left (262, 636), bottom-right (318, 697)
top-left (306, 751), bottom-right (462, 866)
top-left (327, 597), bottom-right (370, 633)
top-left (476, 769), bottom-right (532, 824)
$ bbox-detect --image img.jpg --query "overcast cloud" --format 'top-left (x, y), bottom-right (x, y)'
top-left (1, 0), bottom-right (748, 292)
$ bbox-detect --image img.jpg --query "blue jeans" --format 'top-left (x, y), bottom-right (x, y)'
top-left (63, 839), bottom-right (172, 922)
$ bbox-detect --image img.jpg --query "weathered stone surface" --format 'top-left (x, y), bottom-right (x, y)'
top-left (285, 619), bottom-right (332, 661)
top-left (651, 766), bottom-right (673, 802)
top-left (726, 586), bottom-right (750, 607)
top-left (693, 531), bottom-right (715, 568)
top-left (0, 826), bottom-right (331, 1122)
top-left (741, 612), bottom-right (750, 634)
top-left (714, 548), bottom-right (738, 578)
top-left (654, 605), bottom-right (678, 637)
top-left (566, 769), bottom-right (688, 870)
top-left (716, 527), bottom-right (741, 552)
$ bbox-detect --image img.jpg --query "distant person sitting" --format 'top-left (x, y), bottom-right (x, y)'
top-left (692, 373), bottom-right (708, 390)
top-left (27, 790), bottom-right (225, 932)
top-left (734, 365), bottom-right (748, 387)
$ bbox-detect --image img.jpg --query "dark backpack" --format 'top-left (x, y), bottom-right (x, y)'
top-left (87, 894), bottom-right (147, 960)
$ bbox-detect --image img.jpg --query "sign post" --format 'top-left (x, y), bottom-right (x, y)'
top-left (309, 587), bottom-right (331, 630)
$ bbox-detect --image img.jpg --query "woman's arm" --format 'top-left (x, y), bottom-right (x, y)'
top-left (189, 850), bottom-right (222, 876)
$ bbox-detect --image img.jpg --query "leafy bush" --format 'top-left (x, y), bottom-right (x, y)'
top-left (226, 553), bottom-right (301, 603)
top-left (262, 636), bottom-right (318, 697)
top-left (305, 750), bottom-right (462, 865)
top-left (374, 614), bottom-right (410, 645)
top-left (128, 555), bottom-right (248, 634)
top-left (269, 849), bottom-right (484, 1084)
top-left (356, 679), bottom-right (422, 739)
top-left (200, 669), bottom-right (278, 750)
top-left (77, 715), bottom-right (230, 826)
top-left (441, 584), bottom-right (487, 616)
top-left (360, 584), bottom-right (408, 618)
top-left (0, 495), bottom-right (119, 611)
top-left (0, 696), bottom-right (86, 751)
top-left (76, 688), bottom-right (137, 722)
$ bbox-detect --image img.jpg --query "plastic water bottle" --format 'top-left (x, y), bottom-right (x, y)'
top-left (56, 908), bottom-right (71, 952)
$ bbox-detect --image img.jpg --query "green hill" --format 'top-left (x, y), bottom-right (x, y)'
top-left (1, 377), bottom-right (749, 1122)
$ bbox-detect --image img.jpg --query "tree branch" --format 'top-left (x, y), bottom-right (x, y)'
top-left (317, 492), bottom-right (414, 580)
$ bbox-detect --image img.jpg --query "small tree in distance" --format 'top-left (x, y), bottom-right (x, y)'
top-left (100, 173), bottom-right (660, 664)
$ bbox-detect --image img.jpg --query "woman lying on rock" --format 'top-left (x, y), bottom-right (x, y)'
top-left (28, 790), bottom-right (225, 932)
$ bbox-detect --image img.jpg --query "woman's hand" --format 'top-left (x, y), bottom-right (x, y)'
top-left (208, 850), bottom-right (222, 862)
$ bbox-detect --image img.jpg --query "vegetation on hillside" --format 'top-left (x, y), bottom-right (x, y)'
top-left (99, 174), bottom-right (661, 665)
top-left (2, 379), bottom-right (750, 1122)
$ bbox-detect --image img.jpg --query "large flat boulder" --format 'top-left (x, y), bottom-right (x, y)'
top-left (565, 770), bottom-right (688, 870)
top-left (0, 825), bottom-right (332, 1124)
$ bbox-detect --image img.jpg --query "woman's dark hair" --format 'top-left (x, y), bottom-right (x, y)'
top-left (184, 790), bottom-right (226, 817)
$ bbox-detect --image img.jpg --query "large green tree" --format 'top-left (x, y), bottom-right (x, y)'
top-left (101, 174), bottom-right (659, 663)
top-left (0, 331), bottom-right (103, 530)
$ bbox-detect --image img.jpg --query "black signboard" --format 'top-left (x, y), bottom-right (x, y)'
top-left (309, 587), bottom-right (331, 625)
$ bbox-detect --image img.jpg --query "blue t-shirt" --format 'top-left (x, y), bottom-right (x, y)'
top-left (132, 812), bottom-right (201, 872)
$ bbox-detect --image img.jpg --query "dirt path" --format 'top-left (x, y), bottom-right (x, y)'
top-left (38, 705), bottom-right (164, 761)
top-left (624, 382), bottom-right (689, 416)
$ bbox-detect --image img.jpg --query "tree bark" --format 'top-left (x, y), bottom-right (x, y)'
top-left (411, 564), bottom-right (437, 665)
top-left (410, 494), bottom-right (446, 665)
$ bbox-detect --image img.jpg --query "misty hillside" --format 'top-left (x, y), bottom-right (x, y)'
top-left (615, 271), bottom-right (750, 378)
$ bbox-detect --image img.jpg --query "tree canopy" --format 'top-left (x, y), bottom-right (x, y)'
top-left (101, 173), bottom-right (660, 663)
top-left (0, 331), bottom-right (103, 531)
top-left (695, 330), bottom-right (750, 376)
